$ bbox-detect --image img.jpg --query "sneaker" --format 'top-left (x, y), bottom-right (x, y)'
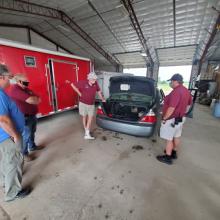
top-left (16, 188), bottom-right (31, 198)
top-left (84, 134), bottom-right (95, 140)
top-left (6, 188), bottom-right (31, 202)
top-left (156, 155), bottom-right (173, 165)
top-left (164, 150), bottom-right (178, 159)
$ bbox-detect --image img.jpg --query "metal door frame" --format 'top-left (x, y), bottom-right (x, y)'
top-left (45, 63), bottom-right (53, 108)
top-left (48, 58), bottom-right (78, 111)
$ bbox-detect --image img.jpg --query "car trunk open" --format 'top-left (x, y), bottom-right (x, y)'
top-left (100, 76), bottom-right (156, 122)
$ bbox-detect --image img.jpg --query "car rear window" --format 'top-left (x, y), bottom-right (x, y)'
top-left (110, 76), bottom-right (155, 97)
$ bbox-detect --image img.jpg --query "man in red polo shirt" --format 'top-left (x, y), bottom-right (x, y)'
top-left (157, 73), bottom-right (192, 165)
top-left (70, 72), bottom-right (105, 139)
top-left (9, 74), bottom-right (41, 161)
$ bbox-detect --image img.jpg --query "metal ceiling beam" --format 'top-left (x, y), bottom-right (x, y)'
top-left (120, 0), bottom-right (154, 67)
top-left (173, 0), bottom-right (176, 47)
top-left (198, 13), bottom-right (220, 74)
top-left (157, 44), bottom-right (198, 50)
top-left (0, 0), bottom-right (119, 66)
top-left (208, 59), bottom-right (220, 62)
top-left (113, 50), bottom-right (141, 55)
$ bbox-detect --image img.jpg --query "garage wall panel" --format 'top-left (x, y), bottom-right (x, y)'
top-left (0, 27), bottom-right (28, 44)
top-left (30, 30), bottom-right (56, 51)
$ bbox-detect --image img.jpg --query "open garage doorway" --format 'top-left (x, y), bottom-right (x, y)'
top-left (123, 68), bottom-right (147, 76)
top-left (158, 65), bottom-right (192, 94)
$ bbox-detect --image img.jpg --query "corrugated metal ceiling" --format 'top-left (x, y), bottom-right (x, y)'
top-left (0, 0), bottom-right (219, 68)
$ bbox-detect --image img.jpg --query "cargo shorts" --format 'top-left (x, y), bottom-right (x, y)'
top-left (79, 102), bottom-right (95, 116)
top-left (160, 118), bottom-right (186, 141)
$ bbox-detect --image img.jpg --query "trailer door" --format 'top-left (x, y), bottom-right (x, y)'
top-left (50, 59), bottom-right (78, 111)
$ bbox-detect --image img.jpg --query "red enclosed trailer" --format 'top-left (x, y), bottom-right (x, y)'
top-left (0, 38), bottom-right (91, 117)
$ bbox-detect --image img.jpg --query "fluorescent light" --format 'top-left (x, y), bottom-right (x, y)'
top-left (140, 52), bottom-right (147, 57)
top-left (115, 4), bottom-right (123, 9)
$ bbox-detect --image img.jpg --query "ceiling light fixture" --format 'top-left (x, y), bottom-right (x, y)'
top-left (115, 4), bottom-right (129, 17)
top-left (140, 52), bottom-right (147, 56)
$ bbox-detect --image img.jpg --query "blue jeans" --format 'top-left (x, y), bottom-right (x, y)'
top-left (22, 115), bottom-right (37, 155)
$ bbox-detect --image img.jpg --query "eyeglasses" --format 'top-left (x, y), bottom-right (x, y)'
top-left (3, 74), bottom-right (13, 79)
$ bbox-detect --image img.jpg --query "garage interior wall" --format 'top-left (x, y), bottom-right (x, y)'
top-left (0, 26), bottom-right (28, 44)
top-left (95, 63), bottom-right (123, 73)
top-left (0, 26), bottom-right (72, 54)
top-left (29, 30), bottom-right (56, 51)
top-left (200, 62), bottom-right (209, 79)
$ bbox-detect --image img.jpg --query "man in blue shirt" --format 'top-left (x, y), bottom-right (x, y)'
top-left (0, 64), bottom-right (31, 202)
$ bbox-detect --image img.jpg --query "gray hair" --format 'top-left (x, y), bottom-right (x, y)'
top-left (87, 72), bottom-right (97, 80)
top-left (0, 64), bottom-right (9, 76)
top-left (14, 73), bottom-right (28, 82)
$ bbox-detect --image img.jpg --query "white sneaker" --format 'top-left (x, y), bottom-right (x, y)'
top-left (84, 134), bottom-right (95, 140)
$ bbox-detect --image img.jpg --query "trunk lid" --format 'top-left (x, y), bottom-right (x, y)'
top-left (109, 76), bottom-right (156, 98)
top-left (97, 76), bottom-right (157, 123)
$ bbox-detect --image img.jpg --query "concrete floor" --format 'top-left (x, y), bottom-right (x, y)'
top-left (0, 104), bottom-right (220, 220)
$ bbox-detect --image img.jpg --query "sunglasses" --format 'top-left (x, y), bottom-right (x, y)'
top-left (20, 80), bottom-right (30, 86)
top-left (0, 74), bottom-right (13, 79)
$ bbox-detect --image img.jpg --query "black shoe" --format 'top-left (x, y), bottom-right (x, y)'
top-left (7, 188), bottom-right (31, 202)
top-left (156, 155), bottom-right (173, 165)
top-left (15, 188), bottom-right (31, 199)
top-left (164, 150), bottom-right (178, 159)
top-left (171, 150), bottom-right (177, 159)
top-left (29, 145), bottom-right (44, 152)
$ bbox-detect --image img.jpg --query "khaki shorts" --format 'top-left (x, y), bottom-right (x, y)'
top-left (160, 118), bottom-right (186, 141)
top-left (79, 102), bottom-right (95, 116)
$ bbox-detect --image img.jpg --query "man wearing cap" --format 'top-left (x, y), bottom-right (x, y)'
top-left (9, 74), bottom-right (42, 161)
top-left (0, 64), bottom-right (31, 201)
top-left (157, 73), bottom-right (192, 165)
top-left (70, 72), bottom-right (105, 139)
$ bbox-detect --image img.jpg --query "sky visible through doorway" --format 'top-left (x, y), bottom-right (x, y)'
top-left (124, 65), bottom-right (192, 82)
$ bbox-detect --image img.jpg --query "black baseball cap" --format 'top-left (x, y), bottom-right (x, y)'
top-left (167, 73), bottom-right (183, 82)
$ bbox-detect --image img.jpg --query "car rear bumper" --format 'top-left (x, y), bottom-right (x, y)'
top-left (96, 116), bottom-right (155, 137)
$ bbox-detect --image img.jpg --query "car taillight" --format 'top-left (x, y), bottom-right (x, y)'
top-left (139, 110), bottom-right (157, 123)
top-left (96, 106), bottom-right (105, 115)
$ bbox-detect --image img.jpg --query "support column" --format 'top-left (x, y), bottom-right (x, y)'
top-left (27, 28), bottom-right (31, 45)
